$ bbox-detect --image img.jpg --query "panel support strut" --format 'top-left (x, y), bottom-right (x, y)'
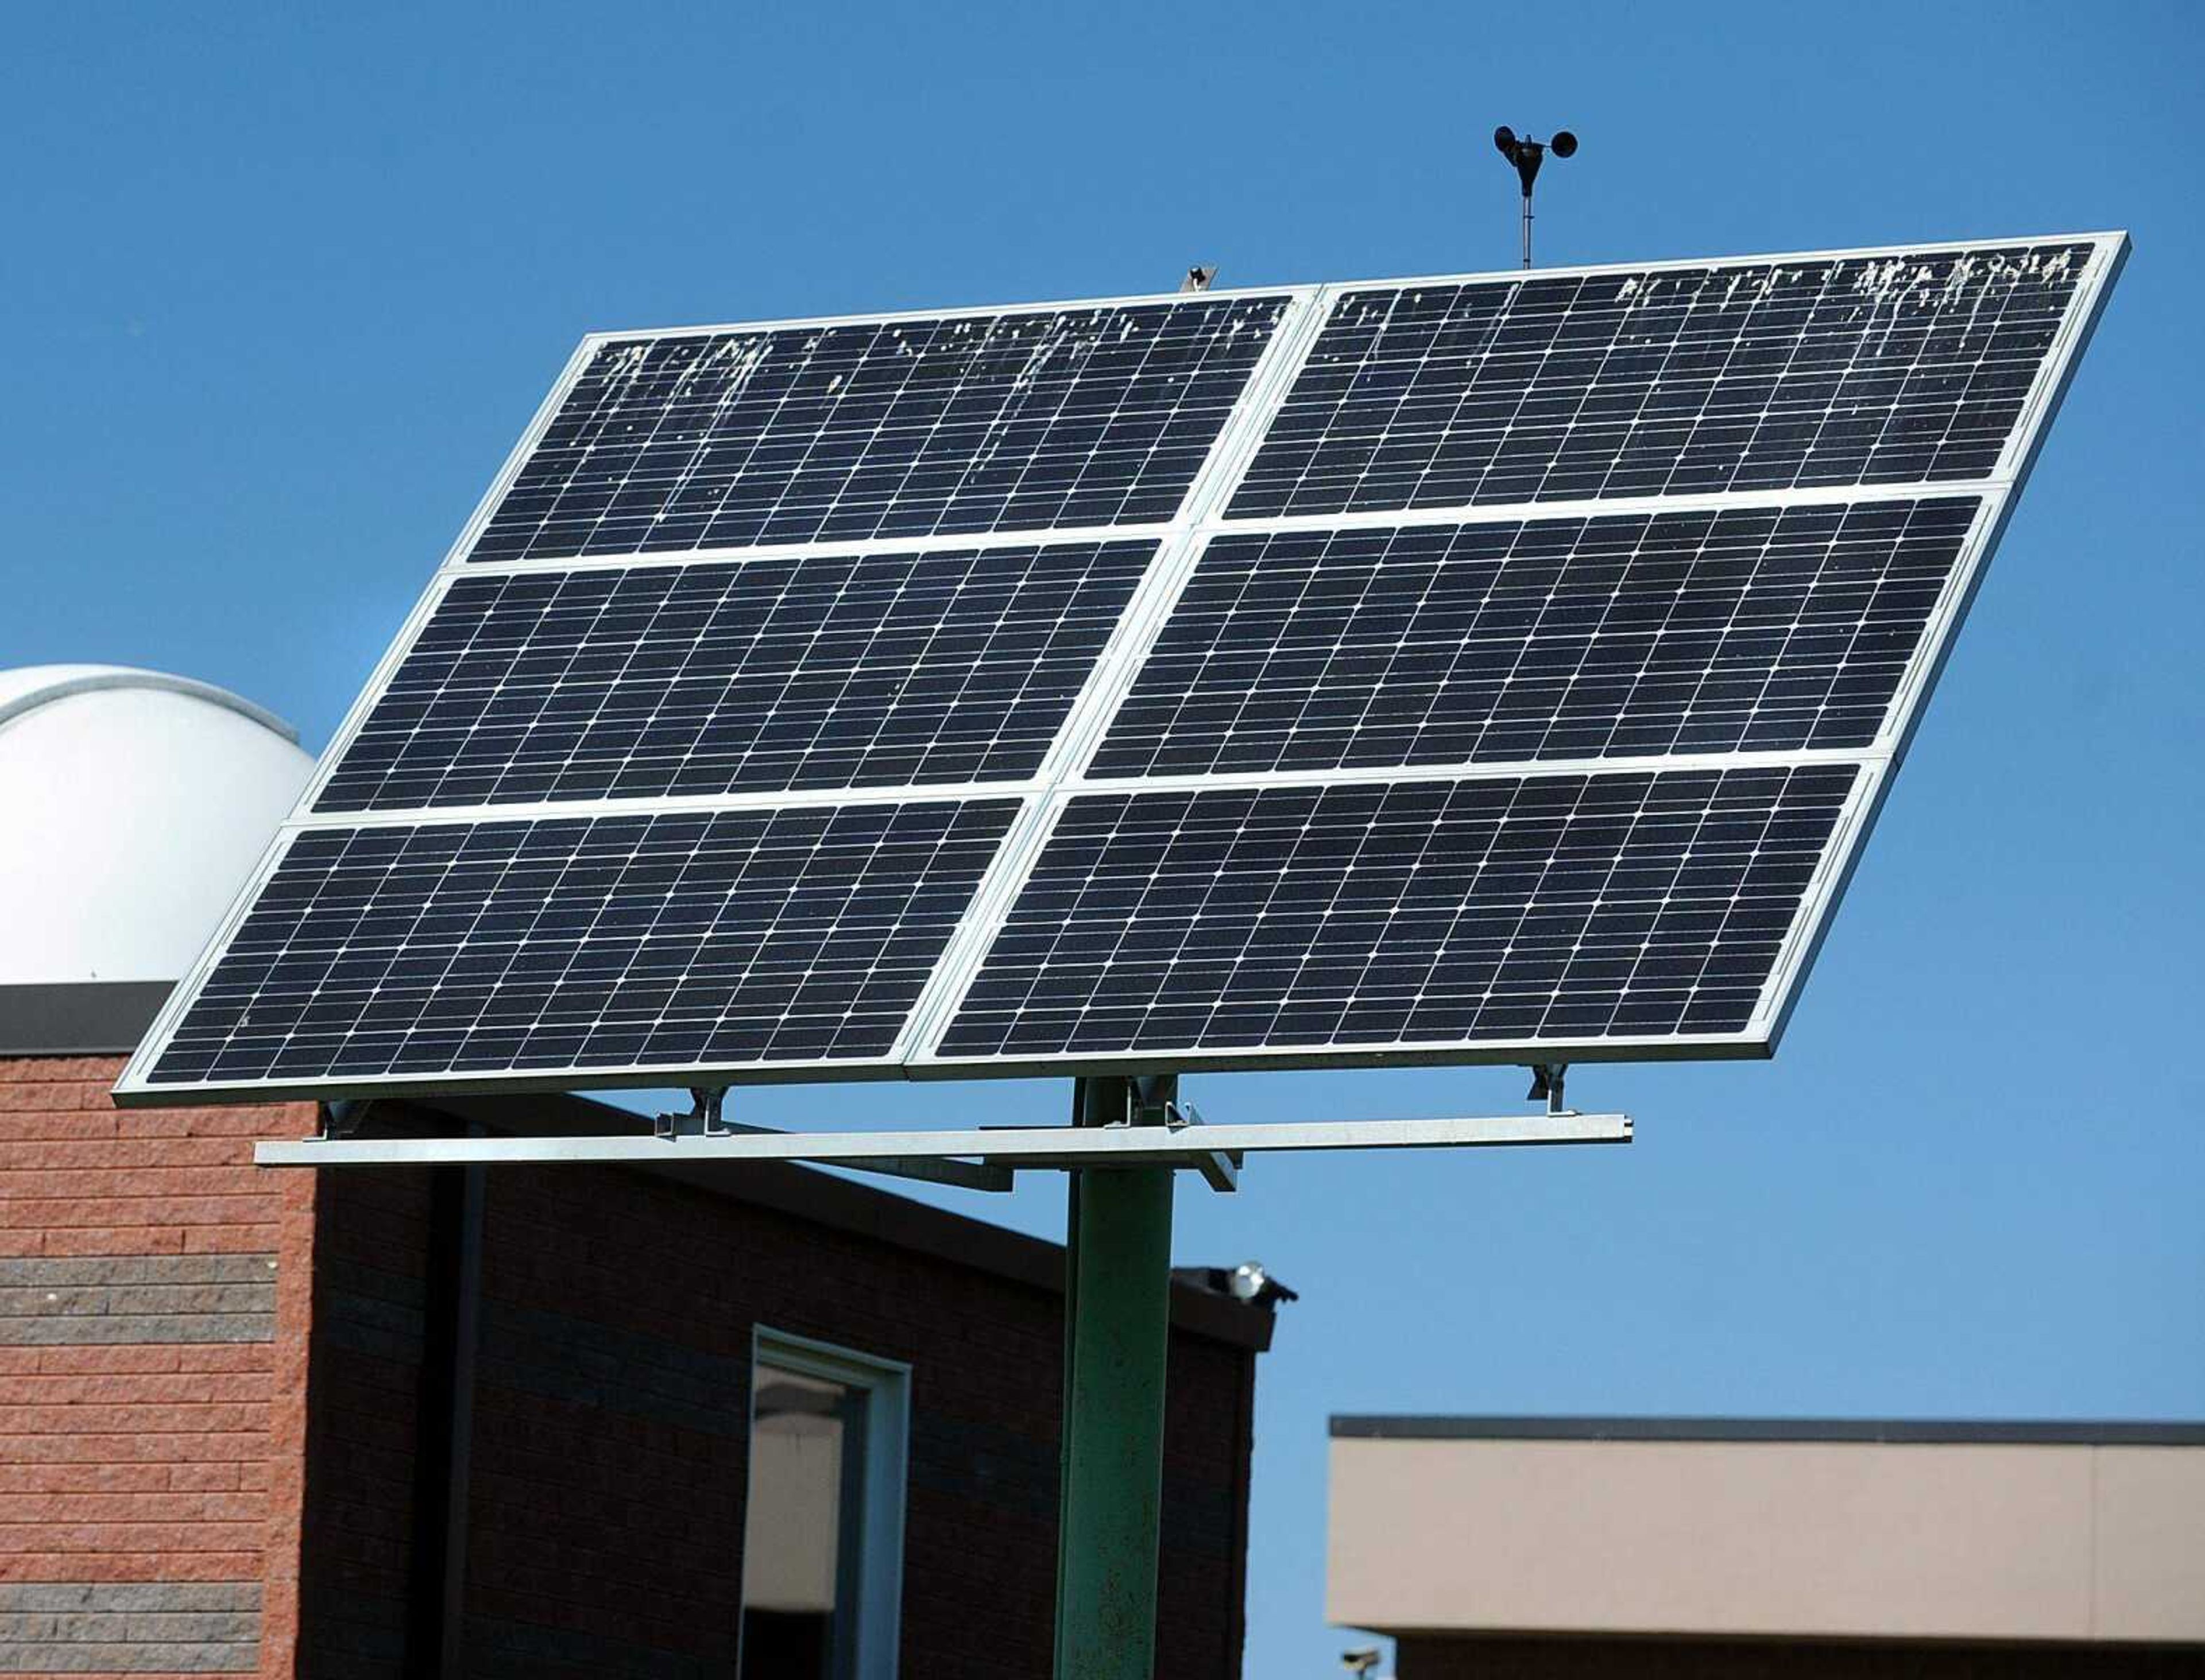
top-left (254, 1109), bottom-right (1628, 1172)
top-left (254, 1082), bottom-right (1628, 1679)
top-left (1055, 1075), bottom-right (1175, 1680)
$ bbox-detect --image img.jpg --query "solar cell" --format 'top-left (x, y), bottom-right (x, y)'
top-left (145, 800), bottom-right (1019, 1090)
top-left (934, 765), bottom-right (1861, 1062)
top-left (1229, 243), bottom-right (2092, 519)
top-left (1089, 496), bottom-right (1980, 778)
top-left (114, 234), bottom-right (2121, 1103)
top-left (471, 296), bottom-right (1289, 560)
top-left (316, 539), bottom-right (1159, 812)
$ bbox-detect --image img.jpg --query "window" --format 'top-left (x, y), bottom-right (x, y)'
top-left (739, 1329), bottom-right (909, 1680)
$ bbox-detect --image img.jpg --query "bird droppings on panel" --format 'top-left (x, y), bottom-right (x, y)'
top-left (118, 235), bottom-right (2120, 1099)
top-left (466, 293), bottom-right (1289, 560)
top-left (1236, 239), bottom-right (2098, 521)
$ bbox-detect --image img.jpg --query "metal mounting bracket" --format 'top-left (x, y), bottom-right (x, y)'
top-left (1157, 1100), bottom-right (1238, 1193)
top-left (318, 1098), bottom-right (377, 1140)
top-left (1090, 1074), bottom-right (1237, 1190)
top-left (269, 1065), bottom-right (1624, 1194)
top-left (654, 1086), bottom-right (735, 1140)
top-left (1526, 1062), bottom-right (1569, 1114)
top-left (256, 1109), bottom-right (1630, 1178)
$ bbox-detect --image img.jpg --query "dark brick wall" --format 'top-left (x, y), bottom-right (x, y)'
top-left (0, 1055), bottom-right (318, 1680)
top-left (463, 1164), bottom-right (748, 1680)
top-left (301, 1147), bottom-right (1266, 1679)
top-left (295, 1167), bottom-right (437, 1680)
top-left (1395, 1633), bottom-right (2205, 1679)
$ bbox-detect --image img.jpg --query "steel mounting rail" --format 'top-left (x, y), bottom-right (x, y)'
top-left (254, 1110), bottom-right (1630, 1182)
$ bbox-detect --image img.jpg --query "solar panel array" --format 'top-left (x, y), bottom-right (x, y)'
top-left (118, 233), bottom-right (2123, 1104)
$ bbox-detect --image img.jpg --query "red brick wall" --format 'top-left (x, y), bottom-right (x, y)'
top-left (304, 1149), bottom-right (1262, 1679)
top-left (1, 1060), bottom-right (1268, 1676)
top-left (0, 1055), bottom-right (318, 1679)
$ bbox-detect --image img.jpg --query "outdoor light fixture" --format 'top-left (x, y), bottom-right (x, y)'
top-left (1227, 1261), bottom-right (1299, 1306)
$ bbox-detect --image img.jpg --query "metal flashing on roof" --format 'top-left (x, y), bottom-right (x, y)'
top-left (0, 667), bottom-right (300, 743)
top-left (0, 981), bottom-right (177, 1056)
top-left (1329, 1415), bottom-right (2205, 1446)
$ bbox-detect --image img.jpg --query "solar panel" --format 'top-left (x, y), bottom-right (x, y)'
top-left (145, 801), bottom-right (1020, 1089)
top-left (1089, 496), bottom-right (1982, 778)
top-left (933, 766), bottom-right (1862, 1063)
top-left (471, 296), bottom-right (1290, 560)
top-left (116, 234), bottom-right (2123, 1104)
top-left (315, 539), bottom-right (1160, 812)
top-left (1228, 242), bottom-right (2094, 519)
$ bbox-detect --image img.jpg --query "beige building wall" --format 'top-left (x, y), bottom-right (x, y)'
top-left (1329, 1430), bottom-right (2205, 1646)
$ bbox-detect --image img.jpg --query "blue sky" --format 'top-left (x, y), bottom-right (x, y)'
top-left (6, 3), bottom-right (2201, 1673)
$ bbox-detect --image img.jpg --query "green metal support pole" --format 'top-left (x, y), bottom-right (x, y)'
top-left (1055, 1077), bottom-right (1176, 1680)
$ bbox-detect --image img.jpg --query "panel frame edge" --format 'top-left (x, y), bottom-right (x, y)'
top-left (120, 292), bottom-right (1324, 1104)
top-left (906, 231), bottom-right (2131, 1079)
top-left (119, 334), bottom-right (607, 1103)
top-left (1746, 229), bottom-right (2129, 1052)
top-left (117, 235), bottom-right (2128, 1104)
top-left (895, 287), bottom-right (1339, 1068)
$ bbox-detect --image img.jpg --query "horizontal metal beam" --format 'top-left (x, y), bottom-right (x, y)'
top-left (254, 1111), bottom-right (1629, 1171)
top-left (666, 1116), bottom-right (1013, 1193)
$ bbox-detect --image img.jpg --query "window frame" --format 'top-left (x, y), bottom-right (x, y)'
top-left (740, 1325), bottom-right (911, 1679)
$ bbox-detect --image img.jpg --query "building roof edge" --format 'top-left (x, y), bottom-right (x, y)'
top-left (1328, 1415), bottom-right (2205, 1446)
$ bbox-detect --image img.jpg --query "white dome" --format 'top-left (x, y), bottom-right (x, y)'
top-left (0, 666), bottom-right (314, 1048)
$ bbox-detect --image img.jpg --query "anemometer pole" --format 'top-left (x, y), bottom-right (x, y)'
top-left (1054, 1074), bottom-right (1175, 1680)
top-left (1493, 125), bottom-right (1577, 268)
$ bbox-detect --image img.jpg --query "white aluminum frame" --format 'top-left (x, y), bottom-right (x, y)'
top-left (253, 1110), bottom-right (1633, 1168)
top-left (116, 232), bottom-right (2127, 1106)
top-left (914, 231), bottom-right (2129, 1079)
top-left (742, 1326), bottom-right (911, 1680)
top-left (115, 284), bottom-right (1324, 1105)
